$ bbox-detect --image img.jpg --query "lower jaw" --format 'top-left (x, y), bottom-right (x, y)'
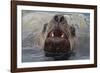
top-left (44, 50), bottom-right (73, 60)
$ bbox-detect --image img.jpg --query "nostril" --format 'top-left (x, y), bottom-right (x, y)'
top-left (54, 15), bottom-right (64, 23)
top-left (54, 15), bottom-right (58, 22)
top-left (60, 16), bottom-right (64, 22)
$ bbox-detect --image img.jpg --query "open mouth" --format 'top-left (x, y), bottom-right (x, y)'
top-left (44, 28), bottom-right (71, 54)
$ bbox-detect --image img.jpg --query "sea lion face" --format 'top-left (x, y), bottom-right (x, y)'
top-left (43, 14), bottom-right (75, 60)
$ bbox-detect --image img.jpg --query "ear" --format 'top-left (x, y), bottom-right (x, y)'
top-left (42, 23), bottom-right (48, 33)
top-left (70, 26), bottom-right (76, 37)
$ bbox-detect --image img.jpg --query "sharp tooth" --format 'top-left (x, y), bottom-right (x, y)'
top-left (61, 33), bottom-right (64, 38)
top-left (51, 32), bottom-right (54, 37)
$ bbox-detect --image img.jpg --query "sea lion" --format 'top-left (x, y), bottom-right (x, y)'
top-left (43, 14), bottom-right (76, 60)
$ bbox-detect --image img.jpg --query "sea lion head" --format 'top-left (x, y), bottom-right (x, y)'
top-left (43, 14), bottom-right (76, 60)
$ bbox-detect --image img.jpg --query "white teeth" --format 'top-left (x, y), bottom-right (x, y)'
top-left (61, 34), bottom-right (64, 38)
top-left (51, 32), bottom-right (54, 37)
